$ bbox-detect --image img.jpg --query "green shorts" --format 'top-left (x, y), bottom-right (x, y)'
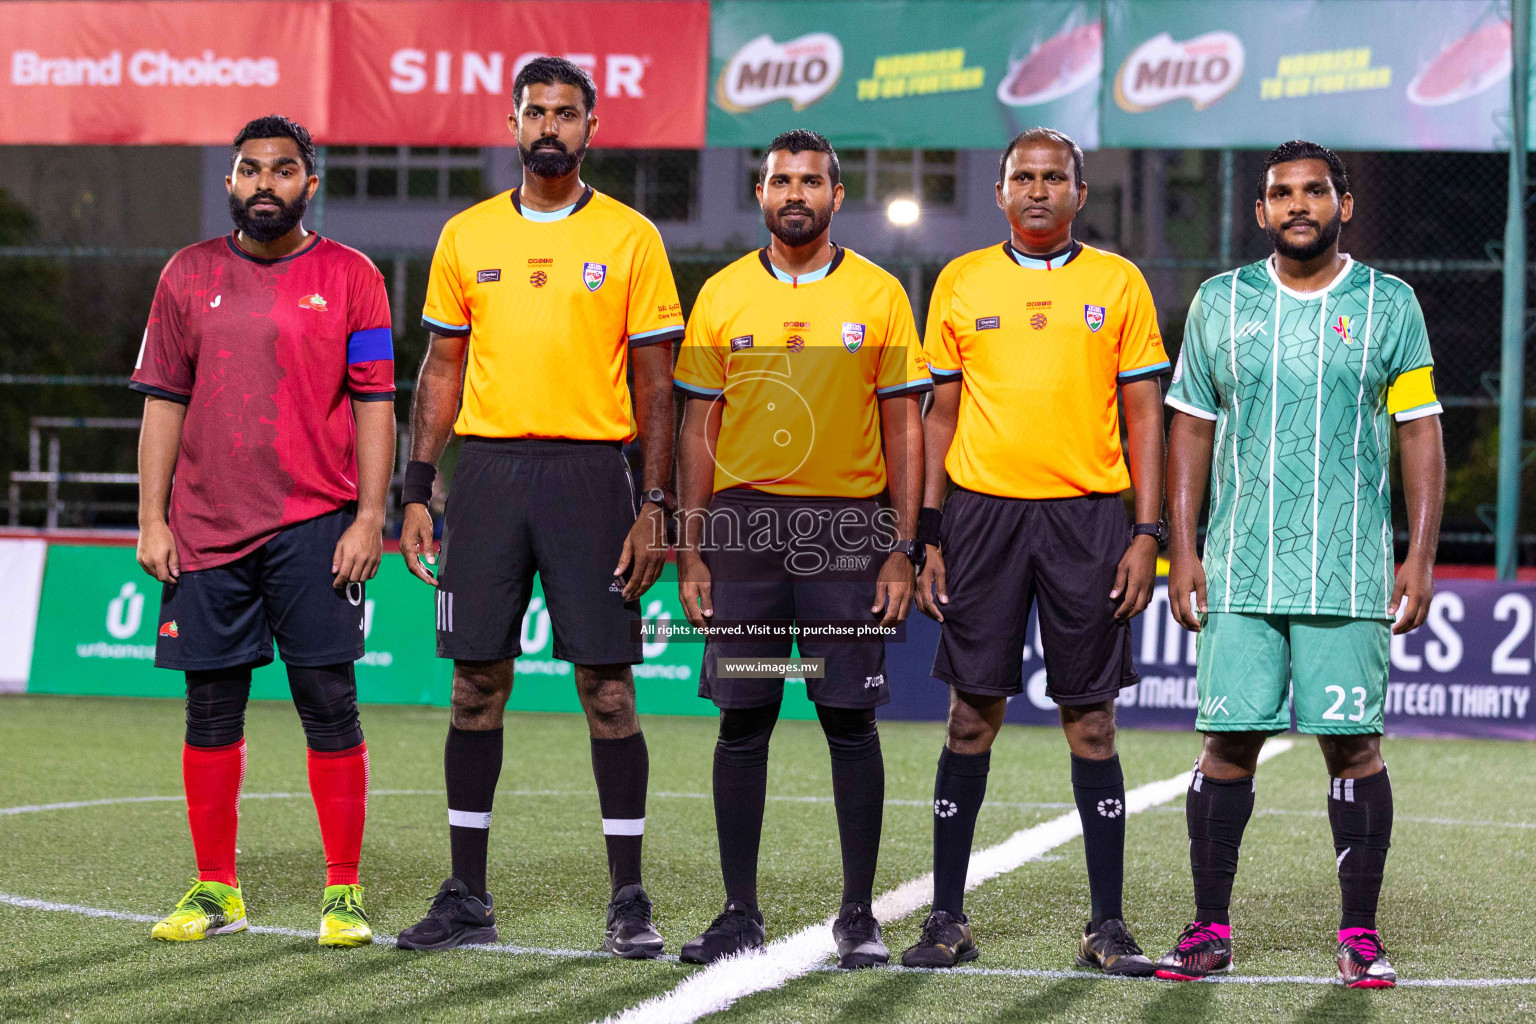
top-left (1195, 612), bottom-right (1389, 735)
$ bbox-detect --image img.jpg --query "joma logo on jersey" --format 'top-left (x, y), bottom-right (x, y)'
top-left (298, 294), bottom-right (328, 312)
top-left (842, 322), bottom-right (866, 352)
top-left (583, 262), bottom-right (607, 291)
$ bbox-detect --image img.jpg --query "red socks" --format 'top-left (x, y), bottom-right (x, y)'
top-left (183, 740), bottom-right (368, 888)
top-left (183, 740), bottom-right (245, 887)
top-left (307, 743), bottom-right (369, 886)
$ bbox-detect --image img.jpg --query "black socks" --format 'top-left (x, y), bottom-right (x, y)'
top-left (445, 725), bottom-right (503, 899)
top-left (1185, 765), bottom-right (1255, 926)
top-left (931, 747), bottom-right (991, 917)
top-left (1070, 753), bottom-right (1126, 926)
top-left (712, 703), bottom-right (780, 908)
top-left (817, 705), bottom-right (884, 907)
top-left (1329, 767), bottom-right (1393, 931)
top-left (591, 732), bottom-right (649, 895)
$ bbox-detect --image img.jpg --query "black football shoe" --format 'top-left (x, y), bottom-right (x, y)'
top-left (1154, 921), bottom-right (1233, 980)
top-left (679, 900), bottom-right (766, 964)
top-left (605, 883), bottom-right (665, 960)
top-left (899, 909), bottom-right (979, 968)
top-left (832, 901), bottom-right (889, 969)
top-left (395, 878), bottom-right (499, 950)
top-left (1076, 918), bottom-right (1156, 977)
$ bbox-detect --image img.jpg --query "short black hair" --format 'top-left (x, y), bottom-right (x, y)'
top-left (998, 127), bottom-right (1084, 187)
top-left (760, 129), bottom-right (840, 189)
top-left (232, 115), bottom-right (316, 177)
top-left (1259, 140), bottom-right (1350, 201)
top-left (513, 56), bottom-right (598, 114)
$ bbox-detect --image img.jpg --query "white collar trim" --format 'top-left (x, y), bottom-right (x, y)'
top-left (1266, 253), bottom-right (1353, 300)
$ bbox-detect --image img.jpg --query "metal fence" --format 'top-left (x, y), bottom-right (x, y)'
top-left (1, 147), bottom-right (1532, 563)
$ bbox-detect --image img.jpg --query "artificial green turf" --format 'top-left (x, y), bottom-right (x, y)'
top-left (0, 695), bottom-right (1532, 1023)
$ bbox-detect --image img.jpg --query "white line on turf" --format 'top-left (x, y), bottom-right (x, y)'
top-left (3, 890), bottom-right (1534, 988)
top-left (1143, 805), bottom-right (1536, 831)
top-left (598, 742), bottom-right (1301, 1024)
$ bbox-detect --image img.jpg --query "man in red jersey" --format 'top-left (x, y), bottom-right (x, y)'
top-left (131, 115), bottom-right (395, 949)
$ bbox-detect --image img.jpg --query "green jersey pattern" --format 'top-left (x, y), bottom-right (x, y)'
top-left (1167, 257), bottom-right (1437, 620)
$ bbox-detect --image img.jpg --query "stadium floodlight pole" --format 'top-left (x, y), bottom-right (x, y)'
top-left (1497, 0), bottom-right (1530, 579)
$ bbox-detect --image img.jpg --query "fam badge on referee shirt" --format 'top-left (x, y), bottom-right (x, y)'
top-left (1084, 304), bottom-right (1106, 333)
top-left (583, 262), bottom-right (608, 292)
top-left (841, 322), bottom-right (866, 353)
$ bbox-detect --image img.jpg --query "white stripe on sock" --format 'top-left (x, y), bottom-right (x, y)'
top-left (602, 817), bottom-right (645, 836)
top-left (448, 809), bottom-right (492, 829)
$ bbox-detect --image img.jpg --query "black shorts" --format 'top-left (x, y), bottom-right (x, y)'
top-left (436, 438), bottom-right (643, 666)
top-left (932, 489), bottom-right (1137, 705)
top-left (698, 489), bottom-right (889, 710)
top-left (154, 506), bottom-right (366, 671)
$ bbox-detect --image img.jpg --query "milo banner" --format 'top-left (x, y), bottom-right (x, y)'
top-left (707, 0), bottom-right (1103, 149)
top-left (1102, 0), bottom-right (1512, 151)
top-left (25, 543), bottom-right (817, 720)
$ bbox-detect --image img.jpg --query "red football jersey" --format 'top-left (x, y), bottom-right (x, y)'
top-left (131, 232), bottom-right (394, 571)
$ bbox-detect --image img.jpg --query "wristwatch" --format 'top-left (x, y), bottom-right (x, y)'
top-left (895, 538), bottom-right (926, 573)
top-left (1132, 521), bottom-right (1169, 551)
top-left (639, 487), bottom-right (669, 509)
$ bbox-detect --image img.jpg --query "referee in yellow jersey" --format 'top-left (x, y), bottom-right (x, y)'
top-left (901, 128), bottom-right (1168, 974)
top-left (395, 58), bottom-right (682, 957)
top-left (673, 131), bottom-right (929, 968)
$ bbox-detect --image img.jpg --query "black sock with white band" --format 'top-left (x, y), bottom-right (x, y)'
top-left (591, 732), bottom-right (649, 894)
top-left (445, 725), bottom-right (502, 900)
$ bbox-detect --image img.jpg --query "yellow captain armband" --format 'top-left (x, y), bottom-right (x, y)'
top-left (1387, 366), bottom-right (1442, 422)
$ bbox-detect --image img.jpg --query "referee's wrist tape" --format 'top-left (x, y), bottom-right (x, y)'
top-left (916, 507), bottom-right (943, 549)
top-left (403, 461), bottom-right (437, 507)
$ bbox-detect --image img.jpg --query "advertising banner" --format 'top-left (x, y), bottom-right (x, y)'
top-left (0, 539), bottom-right (46, 692)
top-left (25, 544), bottom-right (815, 719)
top-left (0, 2), bottom-right (330, 145)
top-left (1101, 0), bottom-right (1512, 152)
top-left (707, 0), bottom-right (1102, 149)
top-left (328, 1), bottom-right (709, 148)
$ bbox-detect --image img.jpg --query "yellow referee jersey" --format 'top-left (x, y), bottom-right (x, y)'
top-left (925, 241), bottom-right (1169, 499)
top-left (675, 246), bottom-right (930, 498)
top-left (422, 187), bottom-right (684, 441)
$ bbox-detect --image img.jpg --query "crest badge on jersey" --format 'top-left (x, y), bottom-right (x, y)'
top-left (1084, 304), bottom-right (1105, 332)
top-left (583, 262), bottom-right (607, 291)
top-left (1333, 314), bottom-right (1353, 344)
top-left (841, 322), bottom-right (866, 352)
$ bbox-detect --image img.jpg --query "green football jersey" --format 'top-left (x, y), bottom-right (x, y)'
top-left (1167, 257), bottom-right (1441, 620)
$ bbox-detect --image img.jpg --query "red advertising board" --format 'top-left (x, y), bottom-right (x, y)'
top-left (328, 1), bottom-right (708, 147)
top-left (0, 1), bottom-right (707, 147)
top-left (0, 2), bottom-right (331, 144)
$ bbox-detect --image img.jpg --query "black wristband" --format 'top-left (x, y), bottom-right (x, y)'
top-left (916, 506), bottom-right (943, 549)
top-left (402, 460), bottom-right (437, 507)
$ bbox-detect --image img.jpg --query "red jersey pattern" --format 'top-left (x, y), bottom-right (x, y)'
top-left (131, 233), bottom-right (394, 571)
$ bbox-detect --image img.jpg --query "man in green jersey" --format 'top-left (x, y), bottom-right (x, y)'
top-left (1155, 141), bottom-right (1444, 989)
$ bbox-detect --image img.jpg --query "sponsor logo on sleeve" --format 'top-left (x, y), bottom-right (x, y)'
top-left (716, 32), bottom-right (844, 112)
top-left (975, 316), bottom-right (1001, 331)
top-left (476, 269), bottom-right (501, 283)
top-left (730, 335), bottom-right (754, 351)
top-left (1114, 31), bottom-right (1244, 112)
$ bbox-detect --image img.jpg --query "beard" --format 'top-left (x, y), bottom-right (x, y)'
top-left (766, 202), bottom-right (832, 248)
top-left (520, 137), bottom-right (585, 179)
top-left (229, 189), bottom-right (308, 243)
top-left (1266, 206), bottom-right (1343, 262)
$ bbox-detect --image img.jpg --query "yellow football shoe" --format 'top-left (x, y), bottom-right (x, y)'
top-left (318, 883), bottom-right (372, 948)
top-left (151, 879), bottom-right (247, 942)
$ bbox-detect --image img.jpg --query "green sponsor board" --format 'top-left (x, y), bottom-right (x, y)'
top-left (27, 544), bottom-right (817, 719)
top-left (708, 0), bottom-right (1101, 149)
top-left (1102, 0), bottom-right (1511, 151)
